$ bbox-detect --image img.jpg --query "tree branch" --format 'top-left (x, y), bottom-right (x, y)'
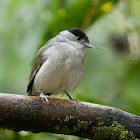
top-left (0, 93), bottom-right (139, 139)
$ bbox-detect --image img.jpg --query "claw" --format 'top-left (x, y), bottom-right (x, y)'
top-left (40, 92), bottom-right (49, 102)
top-left (71, 99), bottom-right (81, 101)
top-left (71, 99), bottom-right (81, 104)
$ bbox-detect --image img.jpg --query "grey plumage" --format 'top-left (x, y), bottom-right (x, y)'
top-left (27, 28), bottom-right (94, 100)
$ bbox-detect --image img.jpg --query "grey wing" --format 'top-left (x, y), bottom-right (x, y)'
top-left (27, 43), bottom-right (53, 95)
top-left (27, 53), bottom-right (45, 95)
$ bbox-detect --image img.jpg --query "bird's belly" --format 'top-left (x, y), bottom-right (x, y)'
top-left (33, 53), bottom-right (83, 95)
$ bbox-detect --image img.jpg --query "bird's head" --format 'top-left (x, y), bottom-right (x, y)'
top-left (58, 28), bottom-right (94, 50)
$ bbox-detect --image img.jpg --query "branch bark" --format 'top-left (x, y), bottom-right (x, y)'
top-left (0, 93), bottom-right (139, 139)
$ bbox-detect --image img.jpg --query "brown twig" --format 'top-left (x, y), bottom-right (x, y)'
top-left (0, 93), bottom-right (139, 139)
top-left (81, 0), bottom-right (100, 30)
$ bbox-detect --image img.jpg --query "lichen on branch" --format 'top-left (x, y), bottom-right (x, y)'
top-left (0, 93), bottom-right (139, 139)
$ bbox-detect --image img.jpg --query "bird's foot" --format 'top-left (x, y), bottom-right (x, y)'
top-left (40, 92), bottom-right (49, 102)
top-left (70, 98), bottom-right (81, 103)
top-left (64, 90), bottom-right (81, 102)
top-left (64, 90), bottom-right (81, 103)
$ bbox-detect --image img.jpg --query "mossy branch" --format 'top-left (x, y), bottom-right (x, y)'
top-left (0, 93), bottom-right (139, 139)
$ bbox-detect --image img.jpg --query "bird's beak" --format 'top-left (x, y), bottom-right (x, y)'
top-left (83, 42), bottom-right (95, 48)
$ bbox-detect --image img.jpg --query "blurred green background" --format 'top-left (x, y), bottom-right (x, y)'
top-left (0, 0), bottom-right (140, 139)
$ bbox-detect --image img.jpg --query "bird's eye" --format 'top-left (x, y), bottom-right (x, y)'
top-left (77, 36), bottom-right (81, 40)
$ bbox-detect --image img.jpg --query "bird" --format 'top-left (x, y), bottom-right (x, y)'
top-left (27, 28), bottom-right (94, 101)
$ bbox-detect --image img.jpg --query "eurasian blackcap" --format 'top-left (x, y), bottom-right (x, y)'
top-left (27, 28), bottom-right (94, 101)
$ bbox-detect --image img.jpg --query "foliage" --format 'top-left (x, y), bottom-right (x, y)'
top-left (0, 0), bottom-right (140, 139)
top-left (40, 0), bottom-right (119, 47)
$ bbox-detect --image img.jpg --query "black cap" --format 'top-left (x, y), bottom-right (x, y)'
top-left (68, 28), bottom-right (89, 43)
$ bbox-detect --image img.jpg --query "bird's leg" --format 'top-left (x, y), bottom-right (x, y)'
top-left (64, 90), bottom-right (80, 102)
top-left (64, 90), bottom-right (73, 100)
top-left (40, 90), bottom-right (49, 102)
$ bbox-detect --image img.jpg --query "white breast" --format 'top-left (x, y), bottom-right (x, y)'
top-left (33, 42), bottom-right (84, 95)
